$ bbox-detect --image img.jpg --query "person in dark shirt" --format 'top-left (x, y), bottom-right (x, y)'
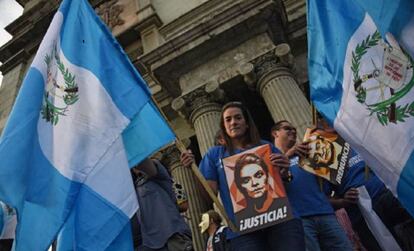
top-left (132, 158), bottom-right (193, 251)
top-left (330, 151), bottom-right (414, 251)
top-left (199, 210), bottom-right (229, 251)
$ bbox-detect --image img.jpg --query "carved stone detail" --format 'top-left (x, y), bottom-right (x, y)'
top-left (171, 97), bottom-right (190, 119)
top-left (234, 53), bottom-right (256, 88)
top-left (96, 0), bottom-right (125, 29)
top-left (185, 88), bottom-right (213, 114)
top-left (253, 52), bottom-right (281, 81)
top-left (238, 62), bottom-right (256, 88)
top-left (205, 80), bottom-right (225, 102)
top-left (172, 83), bottom-right (226, 121)
top-left (171, 83), bottom-right (225, 155)
top-left (275, 43), bottom-right (294, 68)
top-left (159, 144), bottom-right (181, 171)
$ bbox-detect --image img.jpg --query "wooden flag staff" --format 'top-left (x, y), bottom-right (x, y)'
top-left (147, 73), bottom-right (238, 232)
top-left (311, 104), bottom-right (324, 192)
top-left (311, 103), bottom-right (318, 126)
top-left (174, 140), bottom-right (237, 232)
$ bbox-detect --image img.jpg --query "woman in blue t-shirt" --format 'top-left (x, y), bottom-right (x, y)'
top-left (181, 102), bottom-right (305, 251)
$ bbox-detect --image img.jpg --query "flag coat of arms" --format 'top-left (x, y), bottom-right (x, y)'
top-left (308, 0), bottom-right (414, 217)
top-left (0, 0), bottom-right (174, 250)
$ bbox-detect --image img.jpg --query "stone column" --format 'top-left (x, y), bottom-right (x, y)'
top-left (171, 83), bottom-right (225, 251)
top-left (190, 102), bottom-right (222, 155)
top-left (173, 82), bottom-right (224, 155)
top-left (160, 145), bottom-right (209, 251)
top-left (254, 47), bottom-right (312, 139)
top-left (0, 52), bottom-right (29, 134)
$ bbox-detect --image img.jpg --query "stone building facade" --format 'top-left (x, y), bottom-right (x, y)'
top-left (0, 0), bottom-right (310, 250)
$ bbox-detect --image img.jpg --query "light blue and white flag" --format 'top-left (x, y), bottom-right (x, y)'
top-left (0, 0), bottom-right (175, 250)
top-left (308, 0), bottom-right (414, 217)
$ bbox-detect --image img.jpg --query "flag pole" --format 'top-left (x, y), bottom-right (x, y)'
top-left (311, 103), bottom-right (324, 191)
top-left (147, 73), bottom-right (238, 232)
top-left (311, 103), bottom-right (318, 126)
top-left (365, 165), bottom-right (370, 181)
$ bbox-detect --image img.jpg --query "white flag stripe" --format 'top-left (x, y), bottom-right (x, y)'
top-left (31, 11), bottom-right (136, 215)
top-left (357, 186), bottom-right (402, 251)
top-left (84, 136), bottom-right (138, 217)
top-left (35, 17), bottom-right (129, 183)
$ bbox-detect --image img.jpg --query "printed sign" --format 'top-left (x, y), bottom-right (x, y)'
top-left (300, 128), bottom-right (351, 184)
top-left (222, 144), bottom-right (293, 234)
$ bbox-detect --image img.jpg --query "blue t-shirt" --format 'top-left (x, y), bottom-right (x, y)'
top-left (334, 151), bottom-right (385, 200)
top-left (286, 156), bottom-right (334, 217)
top-left (199, 141), bottom-right (292, 239)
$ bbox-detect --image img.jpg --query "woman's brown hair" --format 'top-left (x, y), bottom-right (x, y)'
top-left (220, 102), bottom-right (261, 154)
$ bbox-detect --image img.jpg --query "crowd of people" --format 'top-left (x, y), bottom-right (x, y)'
top-left (1, 101), bottom-right (409, 251)
top-left (132, 101), bottom-right (414, 251)
top-left (2, 101), bottom-right (406, 251)
top-left (1, 101), bottom-right (413, 251)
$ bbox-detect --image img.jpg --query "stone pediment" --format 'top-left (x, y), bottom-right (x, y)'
top-left (138, 0), bottom-right (287, 98)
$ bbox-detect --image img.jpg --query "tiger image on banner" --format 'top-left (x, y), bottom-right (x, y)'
top-left (222, 144), bottom-right (293, 234)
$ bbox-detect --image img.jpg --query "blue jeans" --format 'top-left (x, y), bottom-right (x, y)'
top-left (230, 218), bottom-right (305, 251)
top-left (302, 214), bottom-right (352, 251)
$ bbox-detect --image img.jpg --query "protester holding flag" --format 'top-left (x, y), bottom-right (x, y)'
top-left (330, 151), bottom-right (414, 251)
top-left (0, 0), bottom-right (175, 250)
top-left (271, 120), bottom-right (352, 251)
top-left (181, 102), bottom-right (305, 251)
top-left (132, 159), bottom-right (193, 251)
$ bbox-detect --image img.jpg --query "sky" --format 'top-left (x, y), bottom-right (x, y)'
top-left (0, 0), bottom-right (23, 86)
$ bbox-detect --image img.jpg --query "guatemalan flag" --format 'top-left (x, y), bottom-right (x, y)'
top-left (308, 0), bottom-right (414, 217)
top-left (0, 0), bottom-right (174, 250)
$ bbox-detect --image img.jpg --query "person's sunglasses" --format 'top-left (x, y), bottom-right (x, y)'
top-left (281, 126), bottom-right (296, 132)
